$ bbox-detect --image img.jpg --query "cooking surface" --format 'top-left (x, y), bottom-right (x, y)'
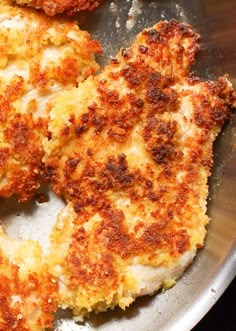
top-left (0, 1), bottom-right (235, 330)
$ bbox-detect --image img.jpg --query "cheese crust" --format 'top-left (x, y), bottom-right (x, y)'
top-left (0, 0), bottom-right (101, 202)
top-left (43, 20), bottom-right (236, 318)
top-left (0, 228), bottom-right (58, 330)
top-left (13, 0), bottom-right (104, 16)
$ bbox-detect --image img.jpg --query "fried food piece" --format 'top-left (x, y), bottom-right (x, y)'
top-left (0, 1), bottom-right (101, 202)
top-left (0, 227), bottom-right (58, 330)
top-left (43, 20), bottom-right (236, 318)
top-left (14, 0), bottom-right (104, 16)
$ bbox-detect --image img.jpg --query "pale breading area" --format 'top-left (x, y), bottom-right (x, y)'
top-left (0, 0), bottom-right (101, 202)
top-left (43, 20), bottom-right (236, 318)
top-left (13, 0), bottom-right (104, 16)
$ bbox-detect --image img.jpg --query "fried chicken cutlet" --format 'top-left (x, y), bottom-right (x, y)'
top-left (0, 227), bottom-right (58, 330)
top-left (43, 20), bottom-right (236, 318)
top-left (13, 0), bottom-right (104, 16)
top-left (0, 1), bottom-right (101, 202)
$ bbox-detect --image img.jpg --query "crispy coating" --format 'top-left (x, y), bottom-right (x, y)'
top-left (0, 228), bottom-right (58, 331)
top-left (14, 0), bottom-right (104, 16)
top-left (0, 1), bottom-right (101, 202)
top-left (43, 20), bottom-right (236, 317)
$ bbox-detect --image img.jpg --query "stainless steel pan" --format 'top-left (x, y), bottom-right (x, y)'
top-left (1, 1), bottom-right (236, 330)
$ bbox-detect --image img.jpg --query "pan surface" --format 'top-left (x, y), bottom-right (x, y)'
top-left (1, 1), bottom-right (235, 330)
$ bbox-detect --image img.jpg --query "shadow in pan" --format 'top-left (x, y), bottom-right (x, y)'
top-left (192, 278), bottom-right (236, 331)
top-left (54, 294), bottom-right (154, 328)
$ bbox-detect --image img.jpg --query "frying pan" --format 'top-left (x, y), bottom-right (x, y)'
top-left (1, 1), bottom-right (235, 330)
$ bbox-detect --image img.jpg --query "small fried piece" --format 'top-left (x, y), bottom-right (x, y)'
top-left (0, 228), bottom-right (58, 330)
top-left (0, 1), bottom-right (101, 202)
top-left (43, 20), bottom-right (236, 318)
top-left (14, 0), bottom-right (104, 16)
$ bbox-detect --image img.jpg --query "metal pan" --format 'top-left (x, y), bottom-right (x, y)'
top-left (1, 1), bottom-right (236, 330)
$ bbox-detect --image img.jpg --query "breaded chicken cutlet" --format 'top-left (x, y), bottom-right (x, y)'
top-left (13, 0), bottom-right (104, 16)
top-left (0, 228), bottom-right (58, 330)
top-left (0, 2), bottom-right (101, 329)
top-left (43, 20), bottom-right (236, 318)
top-left (0, 0), bottom-right (101, 202)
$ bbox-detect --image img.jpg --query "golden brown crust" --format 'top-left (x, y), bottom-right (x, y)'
top-left (0, 2), bottom-right (101, 202)
top-left (0, 263), bottom-right (57, 331)
top-left (0, 3), bottom-right (101, 327)
top-left (44, 20), bottom-right (236, 316)
top-left (0, 111), bottom-right (47, 202)
top-left (0, 233), bottom-right (58, 331)
top-left (15, 0), bottom-right (104, 16)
